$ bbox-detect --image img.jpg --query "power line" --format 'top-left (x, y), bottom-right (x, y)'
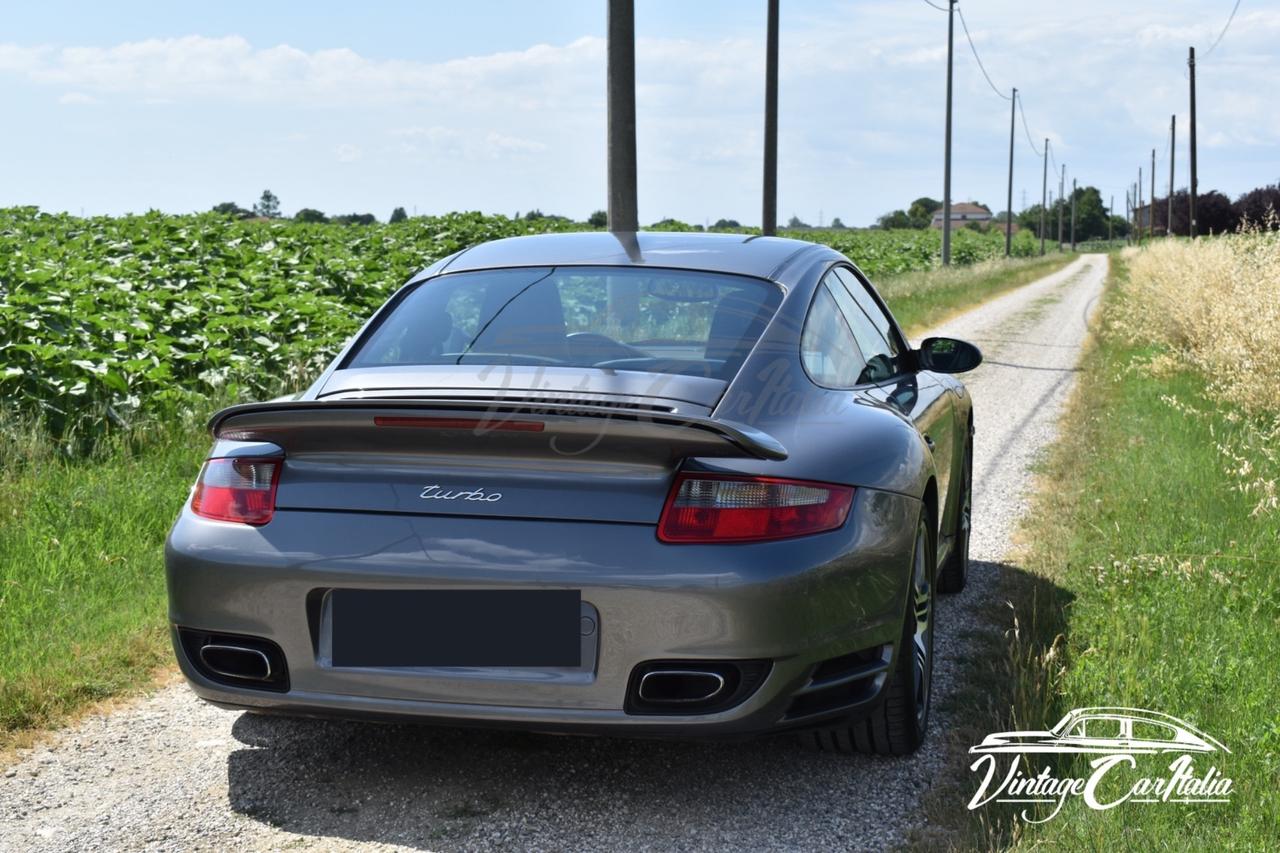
top-left (920, 0), bottom-right (949, 11)
top-left (1017, 94), bottom-right (1043, 157)
top-left (1202, 0), bottom-right (1244, 59)
top-left (956, 6), bottom-right (1012, 100)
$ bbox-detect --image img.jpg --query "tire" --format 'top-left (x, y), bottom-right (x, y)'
top-left (800, 514), bottom-right (935, 756)
top-left (937, 431), bottom-right (972, 594)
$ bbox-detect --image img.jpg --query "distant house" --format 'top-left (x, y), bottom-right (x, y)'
top-left (930, 202), bottom-right (992, 229)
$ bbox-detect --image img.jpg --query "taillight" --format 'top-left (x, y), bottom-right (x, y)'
top-left (191, 457), bottom-right (282, 525)
top-left (657, 473), bottom-right (854, 543)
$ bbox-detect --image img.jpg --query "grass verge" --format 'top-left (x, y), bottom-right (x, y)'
top-left (0, 254), bottom-right (1078, 750)
top-left (914, 254), bottom-right (1279, 849)
top-left (878, 252), bottom-right (1076, 334)
top-left (0, 426), bottom-right (201, 748)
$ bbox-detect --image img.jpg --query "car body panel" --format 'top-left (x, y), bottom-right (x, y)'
top-left (166, 231), bottom-right (977, 736)
top-left (167, 486), bottom-right (918, 733)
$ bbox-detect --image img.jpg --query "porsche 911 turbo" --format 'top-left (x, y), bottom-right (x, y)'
top-left (166, 230), bottom-right (981, 755)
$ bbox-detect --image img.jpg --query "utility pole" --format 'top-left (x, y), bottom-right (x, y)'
top-left (1188, 46), bottom-right (1198, 239)
top-left (941, 0), bottom-right (957, 265)
top-left (1150, 148), bottom-right (1156, 238)
top-left (1057, 164), bottom-right (1065, 250)
top-left (1004, 88), bottom-right (1016, 257)
top-left (1109, 194), bottom-right (1114, 243)
top-left (1168, 114), bottom-right (1176, 237)
top-left (762, 0), bottom-right (779, 236)
top-left (1039, 138), bottom-right (1048, 256)
top-left (1137, 167), bottom-right (1143, 244)
top-left (1070, 178), bottom-right (1077, 251)
top-left (1133, 181), bottom-right (1139, 241)
top-left (606, 0), bottom-right (638, 232)
top-left (1125, 189), bottom-right (1131, 245)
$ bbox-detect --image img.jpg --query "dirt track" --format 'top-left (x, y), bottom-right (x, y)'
top-left (0, 255), bottom-right (1107, 853)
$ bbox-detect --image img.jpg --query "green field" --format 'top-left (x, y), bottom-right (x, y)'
top-left (1, 207), bottom-right (1041, 449)
top-left (0, 212), bottom-right (1058, 745)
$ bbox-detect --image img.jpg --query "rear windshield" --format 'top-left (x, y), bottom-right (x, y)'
top-left (347, 266), bottom-right (783, 380)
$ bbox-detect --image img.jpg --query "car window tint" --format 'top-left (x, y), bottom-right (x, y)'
top-left (834, 267), bottom-right (904, 372)
top-left (824, 270), bottom-right (898, 383)
top-left (801, 284), bottom-right (867, 388)
top-left (347, 266), bottom-right (783, 381)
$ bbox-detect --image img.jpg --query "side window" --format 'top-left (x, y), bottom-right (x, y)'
top-left (1130, 721), bottom-right (1177, 742)
top-left (1076, 717), bottom-right (1123, 739)
top-left (801, 284), bottom-right (867, 388)
top-left (833, 267), bottom-right (906, 380)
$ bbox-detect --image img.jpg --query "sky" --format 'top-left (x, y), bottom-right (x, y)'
top-left (1, 0), bottom-right (1276, 227)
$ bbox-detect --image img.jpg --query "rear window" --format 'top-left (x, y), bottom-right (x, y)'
top-left (347, 266), bottom-right (783, 380)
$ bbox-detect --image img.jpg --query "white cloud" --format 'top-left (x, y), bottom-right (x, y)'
top-left (0, 4), bottom-right (1276, 225)
top-left (57, 91), bottom-right (97, 105)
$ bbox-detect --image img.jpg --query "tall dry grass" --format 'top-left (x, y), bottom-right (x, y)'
top-left (1121, 223), bottom-right (1280, 415)
top-left (1120, 224), bottom-right (1280, 517)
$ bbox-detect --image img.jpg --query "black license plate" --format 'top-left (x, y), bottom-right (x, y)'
top-left (330, 589), bottom-right (581, 668)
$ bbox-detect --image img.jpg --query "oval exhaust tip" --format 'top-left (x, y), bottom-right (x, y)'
top-left (199, 644), bottom-right (273, 681)
top-left (637, 669), bottom-right (726, 704)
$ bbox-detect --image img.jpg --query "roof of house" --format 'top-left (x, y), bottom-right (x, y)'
top-left (932, 203), bottom-right (992, 219)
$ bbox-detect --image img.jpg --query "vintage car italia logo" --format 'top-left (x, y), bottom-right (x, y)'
top-left (967, 707), bottom-right (1233, 823)
top-left (419, 484), bottom-right (503, 502)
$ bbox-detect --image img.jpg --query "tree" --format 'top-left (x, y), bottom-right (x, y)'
top-left (211, 201), bottom-right (252, 219)
top-left (294, 208), bottom-right (328, 223)
top-left (711, 218), bottom-right (742, 230)
top-left (1233, 184), bottom-right (1280, 228)
top-left (253, 190), bottom-right (281, 219)
top-left (332, 213), bottom-right (377, 226)
top-left (587, 210), bottom-right (608, 228)
top-left (1160, 189), bottom-right (1236, 236)
top-left (786, 214), bottom-right (810, 229)
top-left (876, 210), bottom-right (911, 230)
top-left (907, 197), bottom-right (942, 228)
top-left (389, 206), bottom-right (408, 223)
top-left (1068, 186), bottom-right (1108, 241)
top-left (829, 217), bottom-right (846, 229)
top-left (648, 218), bottom-right (696, 230)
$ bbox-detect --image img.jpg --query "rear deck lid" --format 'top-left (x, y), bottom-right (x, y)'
top-left (209, 399), bottom-right (786, 523)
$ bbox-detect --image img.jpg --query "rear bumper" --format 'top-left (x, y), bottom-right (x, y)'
top-left (165, 487), bottom-right (918, 735)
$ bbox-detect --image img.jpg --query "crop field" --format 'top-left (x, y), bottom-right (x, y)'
top-left (0, 207), bottom-right (1039, 449)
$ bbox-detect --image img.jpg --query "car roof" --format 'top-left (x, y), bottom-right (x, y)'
top-left (431, 231), bottom-right (835, 282)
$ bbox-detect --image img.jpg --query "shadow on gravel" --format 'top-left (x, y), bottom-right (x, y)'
top-left (911, 559), bottom-right (1076, 850)
top-left (220, 561), bottom-right (1071, 851)
top-left (227, 715), bottom-right (829, 850)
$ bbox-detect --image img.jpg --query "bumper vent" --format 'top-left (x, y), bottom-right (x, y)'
top-left (782, 644), bottom-right (892, 722)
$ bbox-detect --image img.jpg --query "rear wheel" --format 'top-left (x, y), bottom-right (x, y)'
top-left (800, 514), bottom-right (934, 755)
top-left (938, 433), bottom-right (972, 593)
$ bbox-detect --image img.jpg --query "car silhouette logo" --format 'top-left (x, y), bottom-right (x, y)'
top-left (970, 707), bottom-right (1229, 755)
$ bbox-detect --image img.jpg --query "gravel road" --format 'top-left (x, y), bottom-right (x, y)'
top-left (0, 255), bottom-right (1107, 853)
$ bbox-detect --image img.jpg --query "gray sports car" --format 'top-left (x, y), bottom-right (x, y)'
top-left (166, 231), bottom-right (980, 755)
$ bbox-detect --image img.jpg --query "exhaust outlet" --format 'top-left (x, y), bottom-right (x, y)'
top-left (198, 644), bottom-right (273, 681)
top-left (636, 670), bottom-right (726, 704)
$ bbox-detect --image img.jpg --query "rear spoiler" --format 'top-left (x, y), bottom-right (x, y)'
top-left (208, 399), bottom-right (787, 462)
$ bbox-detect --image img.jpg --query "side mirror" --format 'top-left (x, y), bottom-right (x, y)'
top-left (917, 337), bottom-right (983, 374)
